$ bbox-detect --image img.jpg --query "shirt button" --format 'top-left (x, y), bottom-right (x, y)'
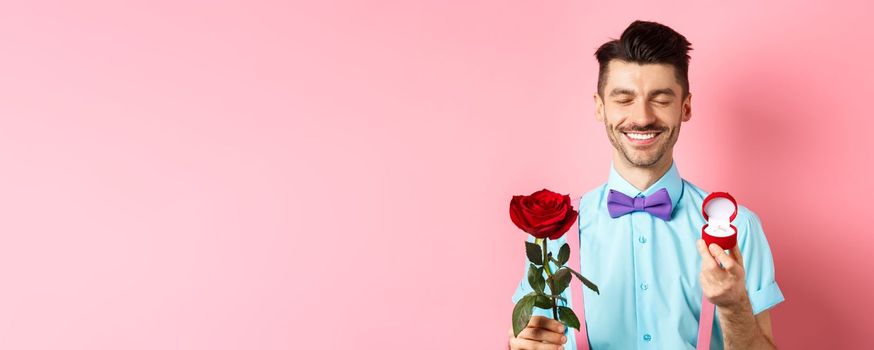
top-left (643, 334), bottom-right (652, 342)
top-left (640, 283), bottom-right (648, 290)
top-left (639, 236), bottom-right (647, 244)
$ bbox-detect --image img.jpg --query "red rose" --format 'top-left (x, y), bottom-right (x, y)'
top-left (509, 188), bottom-right (578, 240)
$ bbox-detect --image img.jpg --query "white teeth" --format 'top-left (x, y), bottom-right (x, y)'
top-left (625, 133), bottom-right (656, 140)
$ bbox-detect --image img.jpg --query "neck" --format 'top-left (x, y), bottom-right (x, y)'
top-left (613, 152), bottom-right (673, 192)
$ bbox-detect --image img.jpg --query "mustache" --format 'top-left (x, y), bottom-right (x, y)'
top-left (618, 125), bottom-right (668, 133)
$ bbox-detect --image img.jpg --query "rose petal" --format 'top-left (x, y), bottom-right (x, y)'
top-left (549, 208), bottom-right (578, 239)
top-left (509, 196), bottom-right (533, 233)
top-left (511, 189), bottom-right (576, 239)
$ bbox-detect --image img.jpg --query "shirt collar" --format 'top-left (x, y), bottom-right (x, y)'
top-left (607, 160), bottom-right (684, 216)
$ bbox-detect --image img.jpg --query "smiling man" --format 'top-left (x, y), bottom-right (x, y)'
top-left (508, 20), bottom-right (784, 349)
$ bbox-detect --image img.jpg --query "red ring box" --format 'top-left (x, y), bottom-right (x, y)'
top-left (701, 192), bottom-right (738, 250)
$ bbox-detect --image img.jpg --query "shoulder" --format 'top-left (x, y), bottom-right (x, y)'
top-left (578, 182), bottom-right (608, 210)
top-left (735, 204), bottom-right (768, 247)
top-left (679, 178), bottom-right (708, 203)
top-left (736, 205), bottom-right (763, 228)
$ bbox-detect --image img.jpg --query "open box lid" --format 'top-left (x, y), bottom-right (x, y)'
top-left (702, 192), bottom-right (738, 226)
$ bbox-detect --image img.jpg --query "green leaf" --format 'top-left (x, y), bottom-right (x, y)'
top-left (557, 243), bottom-right (570, 266)
top-left (512, 293), bottom-right (537, 337)
top-left (550, 268), bottom-right (572, 295)
top-left (525, 241), bottom-right (542, 265)
top-left (533, 294), bottom-right (553, 309)
top-left (527, 264), bottom-right (545, 293)
top-left (557, 306), bottom-right (580, 331)
top-left (536, 291), bottom-right (567, 302)
top-left (566, 267), bottom-right (600, 295)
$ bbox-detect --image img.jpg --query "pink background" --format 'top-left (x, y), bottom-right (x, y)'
top-left (1, 1), bottom-right (872, 349)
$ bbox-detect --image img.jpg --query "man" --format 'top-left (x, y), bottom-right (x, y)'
top-left (507, 20), bottom-right (784, 349)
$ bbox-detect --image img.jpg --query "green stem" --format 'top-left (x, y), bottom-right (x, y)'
top-left (550, 256), bottom-right (600, 295)
top-left (541, 238), bottom-right (558, 320)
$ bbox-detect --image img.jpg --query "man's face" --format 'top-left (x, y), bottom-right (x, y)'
top-left (594, 60), bottom-right (692, 168)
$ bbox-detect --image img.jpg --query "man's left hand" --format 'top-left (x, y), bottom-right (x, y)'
top-left (696, 239), bottom-right (747, 307)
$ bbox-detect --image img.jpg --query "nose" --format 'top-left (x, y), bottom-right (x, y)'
top-left (628, 100), bottom-right (657, 127)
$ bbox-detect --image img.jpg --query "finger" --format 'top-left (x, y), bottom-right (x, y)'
top-left (509, 336), bottom-right (565, 350)
top-left (729, 245), bottom-right (744, 268)
top-left (708, 243), bottom-right (726, 266)
top-left (527, 316), bottom-right (566, 334)
top-left (709, 243), bottom-right (739, 271)
top-left (696, 240), bottom-right (718, 269)
top-left (517, 327), bottom-right (567, 345)
top-left (708, 243), bottom-right (725, 257)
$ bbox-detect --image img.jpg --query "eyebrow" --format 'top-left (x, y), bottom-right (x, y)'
top-left (608, 88), bottom-right (636, 97)
top-left (648, 88), bottom-right (676, 98)
top-left (608, 88), bottom-right (676, 98)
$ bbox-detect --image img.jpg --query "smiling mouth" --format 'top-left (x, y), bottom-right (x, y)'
top-left (622, 131), bottom-right (662, 144)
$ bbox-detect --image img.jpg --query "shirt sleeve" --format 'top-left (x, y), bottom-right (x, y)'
top-left (736, 206), bottom-right (785, 314)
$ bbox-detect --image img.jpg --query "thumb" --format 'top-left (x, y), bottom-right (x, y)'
top-left (708, 243), bottom-right (728, 266)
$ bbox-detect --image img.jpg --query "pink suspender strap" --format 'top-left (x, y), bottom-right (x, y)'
top-left (572, 259), bottom-right (589, 348)
top-left (696, 296), bottom-right (715, 350)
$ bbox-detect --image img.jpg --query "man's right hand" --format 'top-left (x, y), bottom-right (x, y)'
top-left (507, 315), bottom-right (568, 350)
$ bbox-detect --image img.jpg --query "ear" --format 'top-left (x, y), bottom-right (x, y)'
top-left (681, 92), bottom-right (692, 122)
top-left (594, 93), bottom-right (605, 123)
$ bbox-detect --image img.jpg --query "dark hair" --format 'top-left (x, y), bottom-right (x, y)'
top-left (595, 20), bottom-right (693, 98)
